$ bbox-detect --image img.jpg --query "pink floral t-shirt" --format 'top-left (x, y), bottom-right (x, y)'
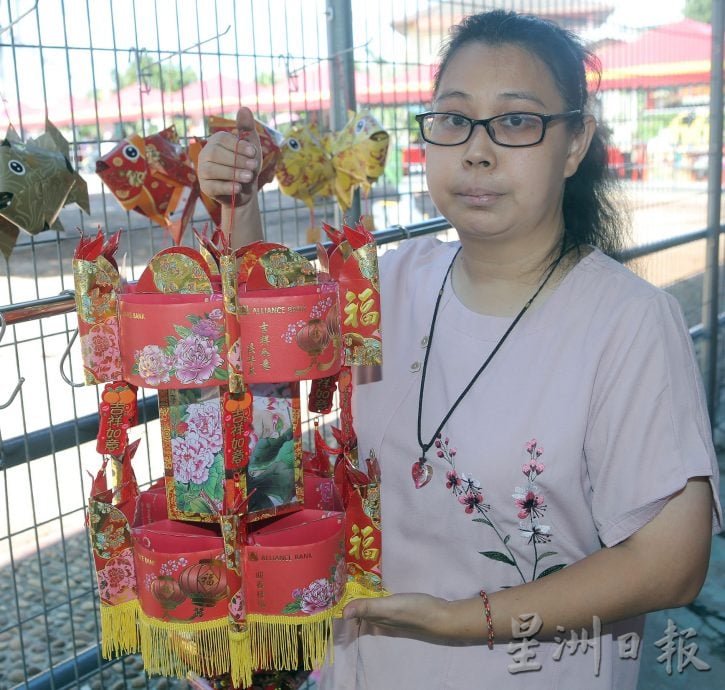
top-left (322, 238), bottom-right (722, 690)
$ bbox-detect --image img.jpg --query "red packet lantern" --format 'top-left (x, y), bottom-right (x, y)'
top-left (72, 228), bottom-right (124, 385)
top-left (328, 111), bottom-right (390, 212)
top-left (0, 120), bottom-right (90, 258)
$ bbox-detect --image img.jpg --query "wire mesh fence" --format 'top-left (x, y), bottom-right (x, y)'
top-left (0, 1), bottom-right (723, 688)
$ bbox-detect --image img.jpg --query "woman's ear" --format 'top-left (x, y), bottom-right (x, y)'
top-left (564, 115), bottom-right (596, 178)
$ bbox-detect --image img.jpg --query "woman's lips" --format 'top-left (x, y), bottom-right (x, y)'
top-left (456, 189), bottom-right (503, 206)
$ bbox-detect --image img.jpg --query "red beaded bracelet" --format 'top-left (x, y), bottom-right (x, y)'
top-left (479, 590), bottom-right (494, 649)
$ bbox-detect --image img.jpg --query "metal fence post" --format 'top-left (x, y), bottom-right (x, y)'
top-left (701, 0), bottom-right (725, 424)
top-left (326, 0), bottom-right (361, 225)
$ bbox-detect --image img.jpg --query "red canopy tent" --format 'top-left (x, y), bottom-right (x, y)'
top-left (596, 18), bottom-right (715, 90)
top-left (5, 63), bottom-right (435, 133)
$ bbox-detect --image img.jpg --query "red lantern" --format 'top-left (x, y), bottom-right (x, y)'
top-left (177, 558), bottom-right (227, 607)
top-left (150, 575), bottom-right (186, 610)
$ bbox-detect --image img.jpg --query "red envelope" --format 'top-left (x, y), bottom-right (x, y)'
top-left (322, 221), bottom-right (382, 366)
top-left (118, 292), bottom-right (226, 389)
top-left (72, 229), bottom-right (123, 385)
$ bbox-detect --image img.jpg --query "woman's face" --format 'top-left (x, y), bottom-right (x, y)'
top-left (425, 41), bottom-right (592, 250)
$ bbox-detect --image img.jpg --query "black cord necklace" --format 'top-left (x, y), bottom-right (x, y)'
top-left (412, 243), bottom-right (569, 489)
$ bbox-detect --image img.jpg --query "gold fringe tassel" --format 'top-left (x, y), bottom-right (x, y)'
top-left (228, 628), bottom-right (254, 689)
top-left (248, 607), bottom-right (335, 671)
top-left (99, 599), bottom-right (140, 658)
top-left (123, 583), bottom-right (390, 679)
top-left (248, 582), bottom-right (390, 672)
top-left (138, 610), bottom-right (230, 679)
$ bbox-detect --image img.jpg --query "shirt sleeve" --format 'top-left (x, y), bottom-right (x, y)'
top-left (584, 290), bottom-right (722, 547)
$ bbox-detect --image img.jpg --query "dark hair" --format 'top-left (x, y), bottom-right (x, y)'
top-left (434, 10), bottom-right (627, 257)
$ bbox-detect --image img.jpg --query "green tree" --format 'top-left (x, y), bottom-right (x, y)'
top-left (113, 52), bottom-right (197, 92)
top-left (684, 0), bottom-right (712, 23)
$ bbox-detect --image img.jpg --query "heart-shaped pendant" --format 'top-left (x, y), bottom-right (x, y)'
top-left (411, 461), bottom-right (433, 489)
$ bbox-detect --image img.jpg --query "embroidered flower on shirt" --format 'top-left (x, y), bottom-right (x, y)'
top-left (445, 469), bottom-right (461, 489)
top-left (513, 489), bottom-right (546, 520)
top-left (437, 434), bottom-right (567, 584)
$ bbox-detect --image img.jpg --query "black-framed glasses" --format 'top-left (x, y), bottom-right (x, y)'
top-left (415, 110), bottom-right (582, 147)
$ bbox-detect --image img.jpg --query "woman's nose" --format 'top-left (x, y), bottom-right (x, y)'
top-left (463, 123), bottom-right (496, 168)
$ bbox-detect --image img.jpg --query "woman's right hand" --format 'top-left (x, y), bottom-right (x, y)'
top-left (197, 106), bottom-right (262, 209)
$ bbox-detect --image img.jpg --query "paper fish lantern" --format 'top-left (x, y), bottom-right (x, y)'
top-left (188, 115), bottom-right (284, 228)
top-left (0, 120), bottom-right (90, 258)
top-left (329, 110), bottom-right (390, 210)
top-left (275, 123), bottom-right (336, 210)
top-left (95, 126), bottom-right (196, 228)
top-left (276, 112), bottom-right (389, 214)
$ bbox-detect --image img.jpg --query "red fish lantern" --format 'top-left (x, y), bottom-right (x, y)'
top-left (95, 126), bottom-right (196, 229)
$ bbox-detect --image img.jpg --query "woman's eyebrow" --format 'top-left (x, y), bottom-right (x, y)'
top-left (435, 89), bottom-right (548, 108)
top-left (499, 91), bottom-right (547, 107)
top-left (434, 89), bottom-right (472, 102)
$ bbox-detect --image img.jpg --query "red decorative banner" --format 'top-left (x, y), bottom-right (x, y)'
top-left (96, 381), bottom-right (138, 455)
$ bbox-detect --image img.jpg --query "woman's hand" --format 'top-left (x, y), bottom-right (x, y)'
top-left (197, 106), bottom-right (261, 209)
top-left (343, 593), bottom-right (484, 644)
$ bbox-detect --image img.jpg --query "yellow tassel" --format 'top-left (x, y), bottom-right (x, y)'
top-left (137, 610), bottom-right (230, 679)
top-left (229, 628), bottom-right (254, 689)
top-left (248, 610), bottom-right (335, 671)
top-left (99, 599), bottom-right (140, 658)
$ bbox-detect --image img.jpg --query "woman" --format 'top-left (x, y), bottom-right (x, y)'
top-left (198, 10), bottom-right (721, 689)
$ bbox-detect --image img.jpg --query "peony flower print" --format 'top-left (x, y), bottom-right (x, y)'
top-left (174, 334), bottom-right (224, 384)
top-left (136, 344), bottom-right (173, 386)
top-left (191, 317), bottom-right (223, 339)
top-left (171, 430), bottom-right (216, 484)
top-left (132, 310), bottom-right (227, 386)
top-left (283, 577), bottom-right (337, 614)
top-left (185, 401), bottom-right (223, 454)
top-left (81, 321), bottom-right (121, 381)
top-left (97, 547), bottom-right (137, 604)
